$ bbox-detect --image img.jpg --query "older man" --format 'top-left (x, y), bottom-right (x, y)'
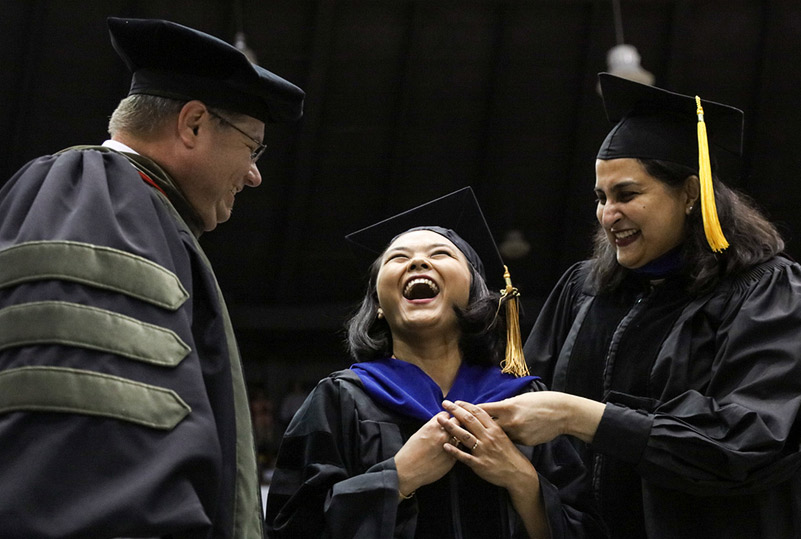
top-left (0, 17), bottom-right (303, 538)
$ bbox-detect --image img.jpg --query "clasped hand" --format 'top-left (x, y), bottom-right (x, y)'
top-left (395, 396), bottom-right (562, 496)
top-left (394, 400), bottom-right (537, 495)
top-left (394, 412), bottom-right (458, 496)
top-left (438, 399), bottom-right (537, 491)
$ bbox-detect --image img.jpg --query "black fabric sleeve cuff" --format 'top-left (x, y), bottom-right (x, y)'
top-left (591, 402), bottom-right (653, 464)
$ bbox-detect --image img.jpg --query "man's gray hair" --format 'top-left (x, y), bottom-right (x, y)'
top-left (108, 95), bottom-right (251, 139)
top-left (108, 94), bottom-right (187, 138)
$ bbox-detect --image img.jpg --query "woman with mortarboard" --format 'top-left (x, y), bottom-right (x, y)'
top-left (264, 188), bottom-right (605, 538)
top-left (481, 73), bottom-right (801, 538)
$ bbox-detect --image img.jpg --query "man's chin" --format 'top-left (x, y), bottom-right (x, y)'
top-left (212, 208), bottom-right (234, 229)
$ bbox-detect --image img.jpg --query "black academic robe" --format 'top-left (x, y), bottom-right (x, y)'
top-left (0, 147), bottom-right (262, 538)
top-left (524, 258), bottom-right (801, 538)
top-left (265, 369), bottom-right (605, 538)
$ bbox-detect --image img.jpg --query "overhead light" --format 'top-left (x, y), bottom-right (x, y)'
top-left (235, 31), bottom-right (258, 64)
top-left (233, 0), bottom-right (258, 64)
top-left (600, 0), bottom-right (654, 91)
top-left (606, 43), bottom-right (654, 86)
top-left (499, 229), bottom-right (531, 261)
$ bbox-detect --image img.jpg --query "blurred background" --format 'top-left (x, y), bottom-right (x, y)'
top-left (4, 0), bottom-right (801, 477)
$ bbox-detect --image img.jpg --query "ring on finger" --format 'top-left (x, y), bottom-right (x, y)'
top-left (451, 436), bottom-right (461, 447)
top-left (471, 440), bottom-right (478, 451)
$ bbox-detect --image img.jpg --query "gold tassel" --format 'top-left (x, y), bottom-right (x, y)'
top-left (696, 96), bottom-right (729, 253)
top-left (499, 265), bottom-right (530, 377)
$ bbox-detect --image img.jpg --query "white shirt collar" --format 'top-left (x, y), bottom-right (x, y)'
top-left (102, 139), bottom-right (139, 154)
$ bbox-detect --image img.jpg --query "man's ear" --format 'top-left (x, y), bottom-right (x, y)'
top-left (177, 100), bottom-right (207, 147)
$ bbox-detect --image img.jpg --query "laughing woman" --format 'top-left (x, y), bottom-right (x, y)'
top-left (264, 188), bottom-right (603, 538)
top-left (481, 74), bottom-right (801, 538)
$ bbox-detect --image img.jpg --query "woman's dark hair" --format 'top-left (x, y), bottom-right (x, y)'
top-left (591, 158), bottom-right (785, 294)
top-left (345, 251), bottom-right (507, 365)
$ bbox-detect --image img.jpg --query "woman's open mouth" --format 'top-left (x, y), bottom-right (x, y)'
top-left (403, 277), bottom-right (440, 301)
top-left (614, 229), bottom-right (640, 247)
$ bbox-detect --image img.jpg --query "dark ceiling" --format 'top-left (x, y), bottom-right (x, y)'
top-left (4, 0), bottom-right (801, 398)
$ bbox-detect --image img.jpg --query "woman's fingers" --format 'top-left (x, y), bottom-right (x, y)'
top-left (477, 400), bottom-right (509, 423)
top-left (439, 399), bottom-right (505, 454)
top-left (443, 399), bottom-right (495, 430)
top-left (442, 438), bottom-right (476, 463)
top-left (436, 413), bottom-right (478, 450)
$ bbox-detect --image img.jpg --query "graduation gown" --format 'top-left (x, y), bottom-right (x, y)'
top-left (524, 257), bottom-right (801, 538)
top-left (265, 368), bottom-right (604, 538)
top-left (0, 147), bottom-right (262, 538)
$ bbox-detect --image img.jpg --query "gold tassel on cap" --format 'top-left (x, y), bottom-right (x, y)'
top-left (499, 265), bottom-right (529, 377)
top-left (696, 96), bottom-right (729, 253)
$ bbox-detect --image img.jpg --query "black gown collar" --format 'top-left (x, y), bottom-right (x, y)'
top-left (631, 245), bottom-right (685, 279)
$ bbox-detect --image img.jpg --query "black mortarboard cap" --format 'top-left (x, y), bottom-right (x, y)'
top-left (345, 187), bottom-right (505, 290)
top-left (597, 72), bottom-right (744, 170)
top-left (107, 17), bottom-right (304, 124)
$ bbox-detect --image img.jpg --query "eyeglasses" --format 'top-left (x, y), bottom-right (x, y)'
top-left (208, 110), bottom-right (267, 162)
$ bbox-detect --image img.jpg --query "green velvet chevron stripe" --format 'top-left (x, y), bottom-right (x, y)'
top-left (0, 301), bottom-right (190, 367)
top-left (0, 366), bottom-right (190, 430)
top-left (0, 240), bottom-right (188, 310)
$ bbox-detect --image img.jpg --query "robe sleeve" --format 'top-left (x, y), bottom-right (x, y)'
top-left (593, 258), bottom-right (801, 495)
top-left (265, 374), bottom-right (417, 538)
top-left (533, 432), bottom-right (607, 539)
top-left (515, 381), bottom-right (606, 539)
